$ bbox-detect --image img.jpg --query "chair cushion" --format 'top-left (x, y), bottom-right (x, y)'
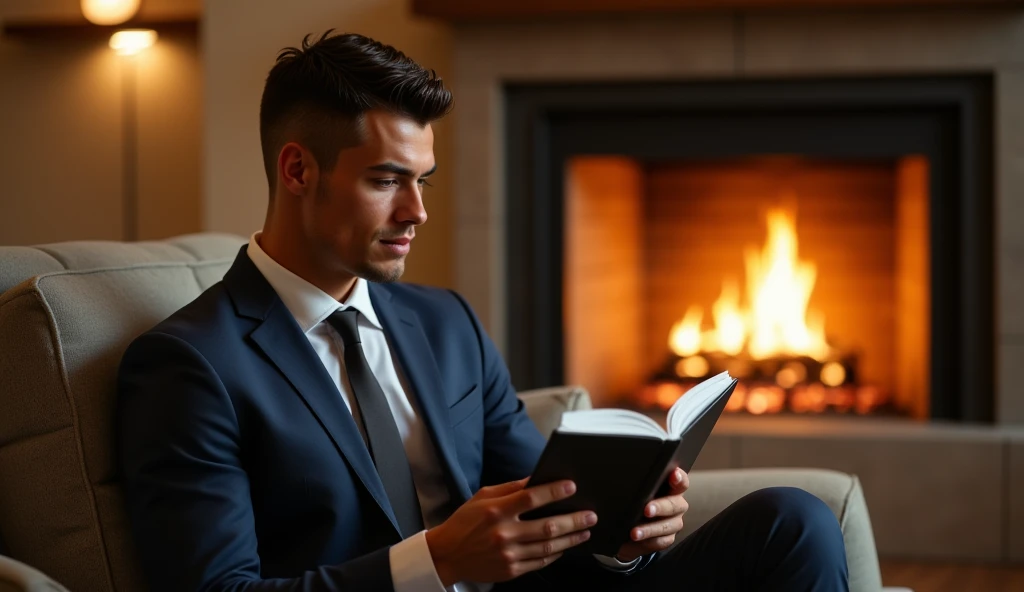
top-left (0, 235), bottom-right (244, 592)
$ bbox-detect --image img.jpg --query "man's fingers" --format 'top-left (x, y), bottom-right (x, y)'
top-left (670, 469), bottom-right (690, 494)
top-left (477, 477), bottom-right (529, 499)
top-left (510, 552), bottom-right (564, 577)
top-left (642, 493), bottom-right (689, 518)
top-left (630, 514), bottom-right (685, 542)
top-left (513, 529), bottom-right (592, 560)
top-left (517, 510), bottom-right (597, 543)
top-left (643, 534), bottom-right (677, 551)
top-left (503, 480), bottom-right (577, 515)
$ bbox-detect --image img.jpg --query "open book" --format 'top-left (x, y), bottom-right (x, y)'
top-left (523, 372), bottom-right (739, 556)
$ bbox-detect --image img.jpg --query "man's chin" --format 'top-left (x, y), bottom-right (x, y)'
top-left (359, 261), bottom-right (405, 284)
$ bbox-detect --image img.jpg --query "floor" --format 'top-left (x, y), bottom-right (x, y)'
top-left (880, 559), bottom-right (1024, 592)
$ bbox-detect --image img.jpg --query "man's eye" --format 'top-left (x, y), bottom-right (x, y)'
top-left (375, 179), bottom-right (398, 188)
top-left (417, 178), bottom-right (433, 188)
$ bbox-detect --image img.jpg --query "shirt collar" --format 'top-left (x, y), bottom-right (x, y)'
top-left (246, 232), bottom-right (383, 334)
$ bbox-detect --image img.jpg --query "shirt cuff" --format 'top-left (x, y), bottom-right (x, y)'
top-left (593, 553), bottom-right (643, 573)
top-left (390, 530), bottom-right (450, 592)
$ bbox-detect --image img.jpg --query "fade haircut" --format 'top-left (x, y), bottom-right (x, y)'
top-left (259, 31), bottom-right (453, 193)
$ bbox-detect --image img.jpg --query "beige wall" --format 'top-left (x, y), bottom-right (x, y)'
top-left (0, 0), bottom-right (202, 245)
top-left (203, 0), bottom-right (455, 287)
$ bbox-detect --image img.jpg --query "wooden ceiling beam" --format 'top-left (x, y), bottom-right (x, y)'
top-left (412, 0), bottom-right (1024, 22)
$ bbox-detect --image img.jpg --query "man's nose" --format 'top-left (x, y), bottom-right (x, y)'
top-left (396, 185), bottom-right (428, 226)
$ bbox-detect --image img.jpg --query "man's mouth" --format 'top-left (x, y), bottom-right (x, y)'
top-left (379, 235), bottom-right (413, 256)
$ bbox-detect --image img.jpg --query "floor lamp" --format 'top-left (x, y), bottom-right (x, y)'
top-left (110, 30), bottom-right (156, 242)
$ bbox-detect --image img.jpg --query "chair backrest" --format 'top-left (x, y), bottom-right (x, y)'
top-left (0, 233), bottom-right (246, 592)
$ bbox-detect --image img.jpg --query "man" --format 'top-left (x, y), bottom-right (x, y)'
top-left (117, 31), bottom-right (849, 592)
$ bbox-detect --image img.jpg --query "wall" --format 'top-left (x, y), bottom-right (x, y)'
top-left (203, 0), bottom-right (455, 287)
top-left (0, 0), bottom-right (202, 245)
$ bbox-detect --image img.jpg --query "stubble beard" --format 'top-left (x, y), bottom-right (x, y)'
top-left (360, 259), bottom-right (405, 284)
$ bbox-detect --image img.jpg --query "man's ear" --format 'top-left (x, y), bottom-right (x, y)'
top-left (277, 142), bottom-right (317, 196)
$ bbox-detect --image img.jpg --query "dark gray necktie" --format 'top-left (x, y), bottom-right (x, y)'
top-left (326, 308), bottom-right (425, 538)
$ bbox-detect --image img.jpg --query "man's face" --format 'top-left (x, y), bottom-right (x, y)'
top-left (305, 110), bottom-right (435, 283)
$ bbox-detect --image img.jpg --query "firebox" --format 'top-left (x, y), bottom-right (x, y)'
top-left (504, 76), bottom-right (993, 422)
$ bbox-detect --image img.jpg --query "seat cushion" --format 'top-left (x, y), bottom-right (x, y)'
top-left (0, 235), bottom-right (243, 592)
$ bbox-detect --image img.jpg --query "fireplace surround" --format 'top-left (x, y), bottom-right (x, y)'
top-left (502, 75), bottom-right (993, 421)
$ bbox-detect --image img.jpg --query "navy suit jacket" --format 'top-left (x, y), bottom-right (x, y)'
top-left (117, 249), bottom-right (551, 591)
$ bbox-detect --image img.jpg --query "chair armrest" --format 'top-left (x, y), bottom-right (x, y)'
top-left (685, 468), bottom-right (882, 592)
top-left (518, 386), bottom-right (593, 439)
top-left (0, 556), bottom-right (68, 592)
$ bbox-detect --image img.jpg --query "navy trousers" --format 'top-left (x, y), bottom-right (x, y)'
top-left (499, 487), bottom-right (850, 591)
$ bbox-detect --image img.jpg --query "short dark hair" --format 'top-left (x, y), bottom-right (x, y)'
top-left (259, 31), bottom-right (453, 189)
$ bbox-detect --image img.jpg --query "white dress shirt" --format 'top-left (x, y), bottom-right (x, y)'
top-left (247, 233), bottom-right (637, 592)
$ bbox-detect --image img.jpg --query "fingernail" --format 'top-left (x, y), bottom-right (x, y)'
top-left (580, 530), bottom-right (591, 540)
top-left (563, 482), bottom-right (576, 495)
top-left (647, 503), bottom-right (656, 517)
top-left (585, 513), bottom-right (598, 526)
top-left (634, 528), bottom-right (643, 540)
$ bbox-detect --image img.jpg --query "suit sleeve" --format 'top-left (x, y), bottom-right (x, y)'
top-left (117, 331), bottom-right (394, 592)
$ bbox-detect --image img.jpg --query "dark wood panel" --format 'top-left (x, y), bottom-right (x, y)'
top-left (414, 0), bottom-right (1024, 21)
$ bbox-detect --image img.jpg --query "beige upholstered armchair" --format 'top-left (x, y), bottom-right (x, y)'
top-left (0, 234), bottom-right (884, 592)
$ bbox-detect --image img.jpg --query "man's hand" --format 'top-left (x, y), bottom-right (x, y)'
top-left (614, 468), bottom-right (690, 563)
top-left (425, 478), bottom-right (596, 586)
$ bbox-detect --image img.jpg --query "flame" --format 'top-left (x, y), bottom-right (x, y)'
top-left (710, 277), bottom-right (746, 356)
top-left (669, 306), bottom-right (703, 357)
top-left (667, 206), bottom-right (831, 361)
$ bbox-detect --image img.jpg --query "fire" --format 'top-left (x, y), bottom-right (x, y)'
top-left (668, 207), bottom-right (831, 361)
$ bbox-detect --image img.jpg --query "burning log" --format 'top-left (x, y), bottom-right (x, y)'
top-left (637, 351), bottom-right (893, 415)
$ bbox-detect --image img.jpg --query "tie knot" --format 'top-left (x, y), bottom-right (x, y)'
top-left (327, 308), bottom-right (361, 347)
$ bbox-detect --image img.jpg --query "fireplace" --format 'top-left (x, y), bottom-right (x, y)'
top-left (504, 76), bottom-right (994, 422)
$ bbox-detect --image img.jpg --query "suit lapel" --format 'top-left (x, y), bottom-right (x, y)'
top-left (223, 248), bottom-right (401, 535)
top-left (370, 285), bottom-right (473, 504)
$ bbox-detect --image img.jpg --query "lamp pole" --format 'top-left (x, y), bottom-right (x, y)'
top-left (121, 54), bottom-right (138, 242)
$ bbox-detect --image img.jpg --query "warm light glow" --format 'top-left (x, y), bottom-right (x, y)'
top-left (821, 362), bottom-right (847, 387)
top-left (675, 356), bottom-right (710, 378)
top-left (745, 386), bottom-right (786, 415)
top-left (747, 391), bottom-right (769, 415)
top-left (725, 383), bottom-right (747, 411)
top-left (775, 361), bottom-right (807, 389)
top-left (667, 205), bottom-right (832, 361)
top-left (791, 384), bottom-right (828, 413)
top-left (653, 382), bottom-right (684, 409)
top-left (109, 29), bottom-right (157, 55)
top-left (668, 306), bottom-right (703, 357)
top-left (82, 0), bottom-right (140, 25)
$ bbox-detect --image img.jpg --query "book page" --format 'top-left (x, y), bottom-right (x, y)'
top-left (558, 408), bottom-right (668, 439)
top-left (667, 371), bottom-right (733, 437)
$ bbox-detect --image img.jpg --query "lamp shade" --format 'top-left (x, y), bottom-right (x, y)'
top-left (81, 0), bottom-right (141, 25)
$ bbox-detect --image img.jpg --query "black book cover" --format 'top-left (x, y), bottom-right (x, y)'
top-left (522, 379), bottom-right (738, 556)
